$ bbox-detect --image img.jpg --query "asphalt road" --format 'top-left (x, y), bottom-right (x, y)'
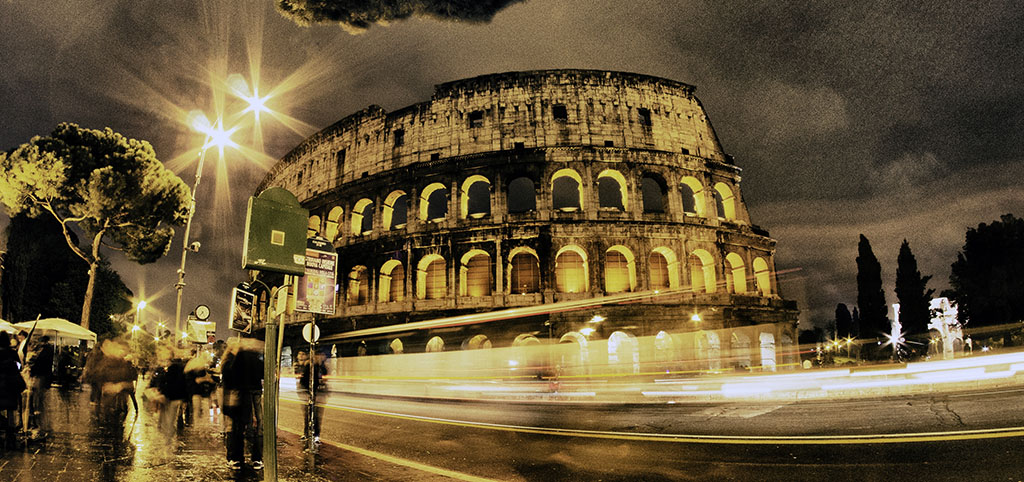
top-left (276, 385), bottom-right (1024, 481)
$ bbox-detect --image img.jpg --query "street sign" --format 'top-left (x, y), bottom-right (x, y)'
top-left (295, 236), bottom-right (338, 315)
top-left (302, 323), bottom-right (321, 343)
top-left (242, 187), bottom-right (308, 275)
top-left (230, 286), bottom-right (257, 333)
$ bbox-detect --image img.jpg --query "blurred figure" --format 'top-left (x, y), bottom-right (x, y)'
top-left (221, 337), bottom-right (264, 471)
top-left (26, 336), bottom-right (54, 435)
top-left (88, 340), bottom-right (138, 426)
top-left (148, 344), bottom-right (188, 433)
top-left (0, 332), bottom-right (26, 447)
top-left (297, 349), bottom-right (326, 445)
top-left (184, 349), bottom-right (217, 425)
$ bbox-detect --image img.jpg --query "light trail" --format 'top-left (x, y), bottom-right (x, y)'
top-left (281, 398), bottom-right (1024, 446)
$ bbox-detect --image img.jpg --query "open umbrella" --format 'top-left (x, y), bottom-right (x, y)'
top-left (13, 318), bottom-right (97, 346)
top-left (0, 320), bottom-right (17, 334)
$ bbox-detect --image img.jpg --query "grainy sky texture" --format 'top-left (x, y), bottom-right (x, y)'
top-left (2, 0), bottom-right (1022, 338)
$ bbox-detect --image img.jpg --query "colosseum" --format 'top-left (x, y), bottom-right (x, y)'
top-left (257, 69), bottom-right (799, 371)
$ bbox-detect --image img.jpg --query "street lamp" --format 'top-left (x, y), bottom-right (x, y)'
top-left (174, 113), bottom-right (237, 344)
top-left (136, 300), bottom-right (147, 327)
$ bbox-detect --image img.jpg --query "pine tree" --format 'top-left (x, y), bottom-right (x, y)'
top-left (851, 307), bottom-right (861, 337)
top-left (856, 234), bottom-right (888, 336)
top-left (895, 240), bottom-right (934, 335)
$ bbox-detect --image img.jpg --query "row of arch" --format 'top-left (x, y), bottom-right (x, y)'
top-left (378, 329), bottom-right (796, 372)
top-left (344, 244), bottom-right (773, 306)
top-left (310, 169), bottom-right (740, 241)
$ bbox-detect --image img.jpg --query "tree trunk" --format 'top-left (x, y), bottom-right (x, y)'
top-left (79, 230), bottom-right (104, 331)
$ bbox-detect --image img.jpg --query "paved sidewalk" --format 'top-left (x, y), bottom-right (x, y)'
top-left (0, 380), bottom-right (334, 482)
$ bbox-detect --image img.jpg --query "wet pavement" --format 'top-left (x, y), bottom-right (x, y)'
top-left (0, 380), bottom-right (335, 482)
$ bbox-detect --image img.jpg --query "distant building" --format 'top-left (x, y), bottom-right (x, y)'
top-left (258, 70), bottom-right (799, 371)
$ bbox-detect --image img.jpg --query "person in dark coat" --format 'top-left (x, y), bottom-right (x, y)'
top-left (26, 336), bottom-right (54, 433)
top-left (0, 332), bottom-right (26, 445)
top-left (149, 344), bottom-right (188, 432)
top-left (89, 340), bottom-right (137, 425)
top-left (221, 337), bottom-right (264, 470)
top-left (297, 349), bottom-right (327, 443)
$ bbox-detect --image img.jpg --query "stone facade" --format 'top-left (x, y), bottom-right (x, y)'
top-left (258, 70), bottom-right (798, 364)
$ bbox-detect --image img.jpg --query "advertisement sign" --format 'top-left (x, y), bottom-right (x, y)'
top-left (230, 287), bottom-right (257, 333)
top-left (295, 237), bottom-right (338, 315)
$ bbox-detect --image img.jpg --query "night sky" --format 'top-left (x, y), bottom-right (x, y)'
top-left (2, 0), bottom-right (1022, 339)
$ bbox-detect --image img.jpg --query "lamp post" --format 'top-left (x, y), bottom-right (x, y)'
top-left (174, 114), bottom-right (237, 345)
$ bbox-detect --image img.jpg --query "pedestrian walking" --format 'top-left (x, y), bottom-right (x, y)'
top-left (149, 344), bottom-right (188, 432)
top-left (89, 340), bottom-right (138, 426)
top-left (297, 349), bottom-right (326, 445)
top-left (220, 337), bottom-right (263, 471)
top-left (27, 336), bottom-right (54, 435)
top-left (0, 332), bottom-right (26, 448)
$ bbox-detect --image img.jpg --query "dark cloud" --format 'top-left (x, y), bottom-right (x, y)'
top-left (276, 0), bottom-right (525, 31)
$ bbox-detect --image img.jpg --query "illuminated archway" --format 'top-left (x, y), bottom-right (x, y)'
top-left (419, 182), bottom-right (448, 221)
top-left (604, 245), bottom-right (636, 293)
top-left (730, 332), bottom-right (752, 370)
top-left (351, 198), bottom-right (374, 235)
top-left (507, 176), bottom-right (536, 213)
top-left (460, 175), bottom-right (491, 219)
top-left (608, 330), bottom-right (639, 373)
top-left (713, 182), bottom-right (737, 220)
top-left (347, 265), bottom-right (369, 306)
top-left (307, 215), bottom-right (321, 237)
top-left (753, 257), bottom-right (771, 296)
top-left (555, 245), bottom-right (588, 293)
top-left (426, 336), bottom-right (445, 353)
top-left (654, 331), bottom-right (674, 363)
top-left (697, 331), bottom-right (721, 370)
top-left (462, 334), bottom-right (492, 350)
top-left (382, 190), bottom-right (408, 230)
top-left (551, 168), bottom-right (584, 211)
top-left (325, 206), bottom-right (343, 242)
top-left (379, 259), bottom-right (405, 303)
top-left (688, 249), bottom-right (716, 294)
top-left (597, 169), bottom-right (628, 211)
top-left (680, 176), bottom-right (706, 217)
top-left (416, 254), bottom-right (446, 299)
top-left (513, 334), bottom-right (541, 346)
top-left (759, 332), bottom-right (776, 371)
top-left (641, 174), bottom-right (667, 213)
top-left (459, 249), bottom-right (492, 297)
top-left (388, 338), bottom-right (404, 354)
top-left (508, 247), bottom-right (540, 294)
top-left (725, 252), bottom-right (747, 294)
top-left (649, 247), bottom-right (680, 290)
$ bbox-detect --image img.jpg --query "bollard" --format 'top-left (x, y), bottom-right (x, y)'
top-left (263, 322), bottom-right (278, 482)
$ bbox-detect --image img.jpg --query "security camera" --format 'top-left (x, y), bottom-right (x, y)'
top-left (189, 241), bottom-right (201, 253)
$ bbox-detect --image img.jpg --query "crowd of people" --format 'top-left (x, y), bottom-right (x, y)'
top-left (0, 328), bottom-right (330, 471)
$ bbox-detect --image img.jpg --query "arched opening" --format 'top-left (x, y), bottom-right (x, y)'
top-left (730, 332), bottom-right (752, 370)
top-left (419, 182), bottom-right (448, 222)
top-left (688, 249), bottom-right (716, 294)
top-left (641, 174), bottom-right (667, 213)
top-left (697, 331), bottom-right (722, 371)
top-left (551, 169), bottom-right (583, 211)
top-left (753, 257), bottom-right (771, 296)
top-left (604, 245), bottom-right (636, 293)
top-left (325, 206), bottom-right (343, 242)
top-left (351, 198), bottom-right (374, 235)
top-left (725, 252), bottom-right (747, 294)
top-left (713, 182), bottom-right (736, 220)
top-left (608, 330), bottom-right (639, 374)
top-left (379, 259), bottom-right (405, 303)
top-left (759, 332), bottom-right (776, 371)
top-left (507, 176), bottom-right (536, 213)
top-left (596, 169), bottom-right (627, 211)
top-left (417, 254), bottom-right (446, 300)
top-left (558, 331), bottom-right (590, 374)
top-left (461, 175), bottom-right (491, 219)
top-left (680, 176), bottom-right (706, 217)
top-left (508, 248), bottom-right (540, 294)
top-left (347, 266), bottom-right (369, 305)
top-left (462, 334), bottom-right (492, 350)
top-left (383, 190), bottom-right (408, 230)
top-left (654, 331), bottom-right (674, 365)
top-left (388, 338), bottom-right (404, 354)
top-left (459, 250), bottom-right (492, 297)
top-left (513, 334), bottom-right (541, 346)
top-left (555, 246), bottom-right (588, 293)
top-left (425, 336), bottom-right (445, 353)
top-left (780, 334), bottom-right (797, 368)
top-left (307, 215), bottom-right (321, 237)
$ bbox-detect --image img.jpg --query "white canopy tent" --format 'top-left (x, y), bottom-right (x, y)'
top-left (0, 320), bottom-right (17, 334)
top-left (13, 318), bottom-right (97, 346)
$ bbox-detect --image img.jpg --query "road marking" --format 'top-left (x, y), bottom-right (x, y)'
top-left (282, 398), bottom-right (1024, 445)
top-left (948, 387), bottom-right (1024, 398)
top-left (279, 403), bottom-right (498, 481)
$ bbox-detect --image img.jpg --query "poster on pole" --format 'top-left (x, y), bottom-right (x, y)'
top-left (230, 287), bottom-right (256, 333)
top-left (295, 237), bottom-right (338, 315)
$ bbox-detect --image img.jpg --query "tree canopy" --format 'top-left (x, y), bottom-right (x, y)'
top-left (946, 214), bottom-right (1024, 326)
top-left (0, 123), bottom-right (190, 330)
top-left (277, 0), bottom-right (524, 31)
top-left (895, 239), bottom-right (934, 335)
top-left (856, 234), bottom-right (888, 337)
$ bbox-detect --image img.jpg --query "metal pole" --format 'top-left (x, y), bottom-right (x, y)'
top-left (263, 319), bottom-right (278, 482)
top-left (175, 148), bottom-right (208, 346)
top-left (307, 315), bottom-right (318, 452)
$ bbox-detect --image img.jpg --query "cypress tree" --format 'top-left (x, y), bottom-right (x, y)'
top-left (895, 240), bottom-right (934, 335)
top-left (835, 303), bottom-right (853, 338)
top-left (856, 234), bottom-right (888, 336)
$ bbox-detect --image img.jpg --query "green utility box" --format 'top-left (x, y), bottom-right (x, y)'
top-left (242, 187), bottom-right (308, 275)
